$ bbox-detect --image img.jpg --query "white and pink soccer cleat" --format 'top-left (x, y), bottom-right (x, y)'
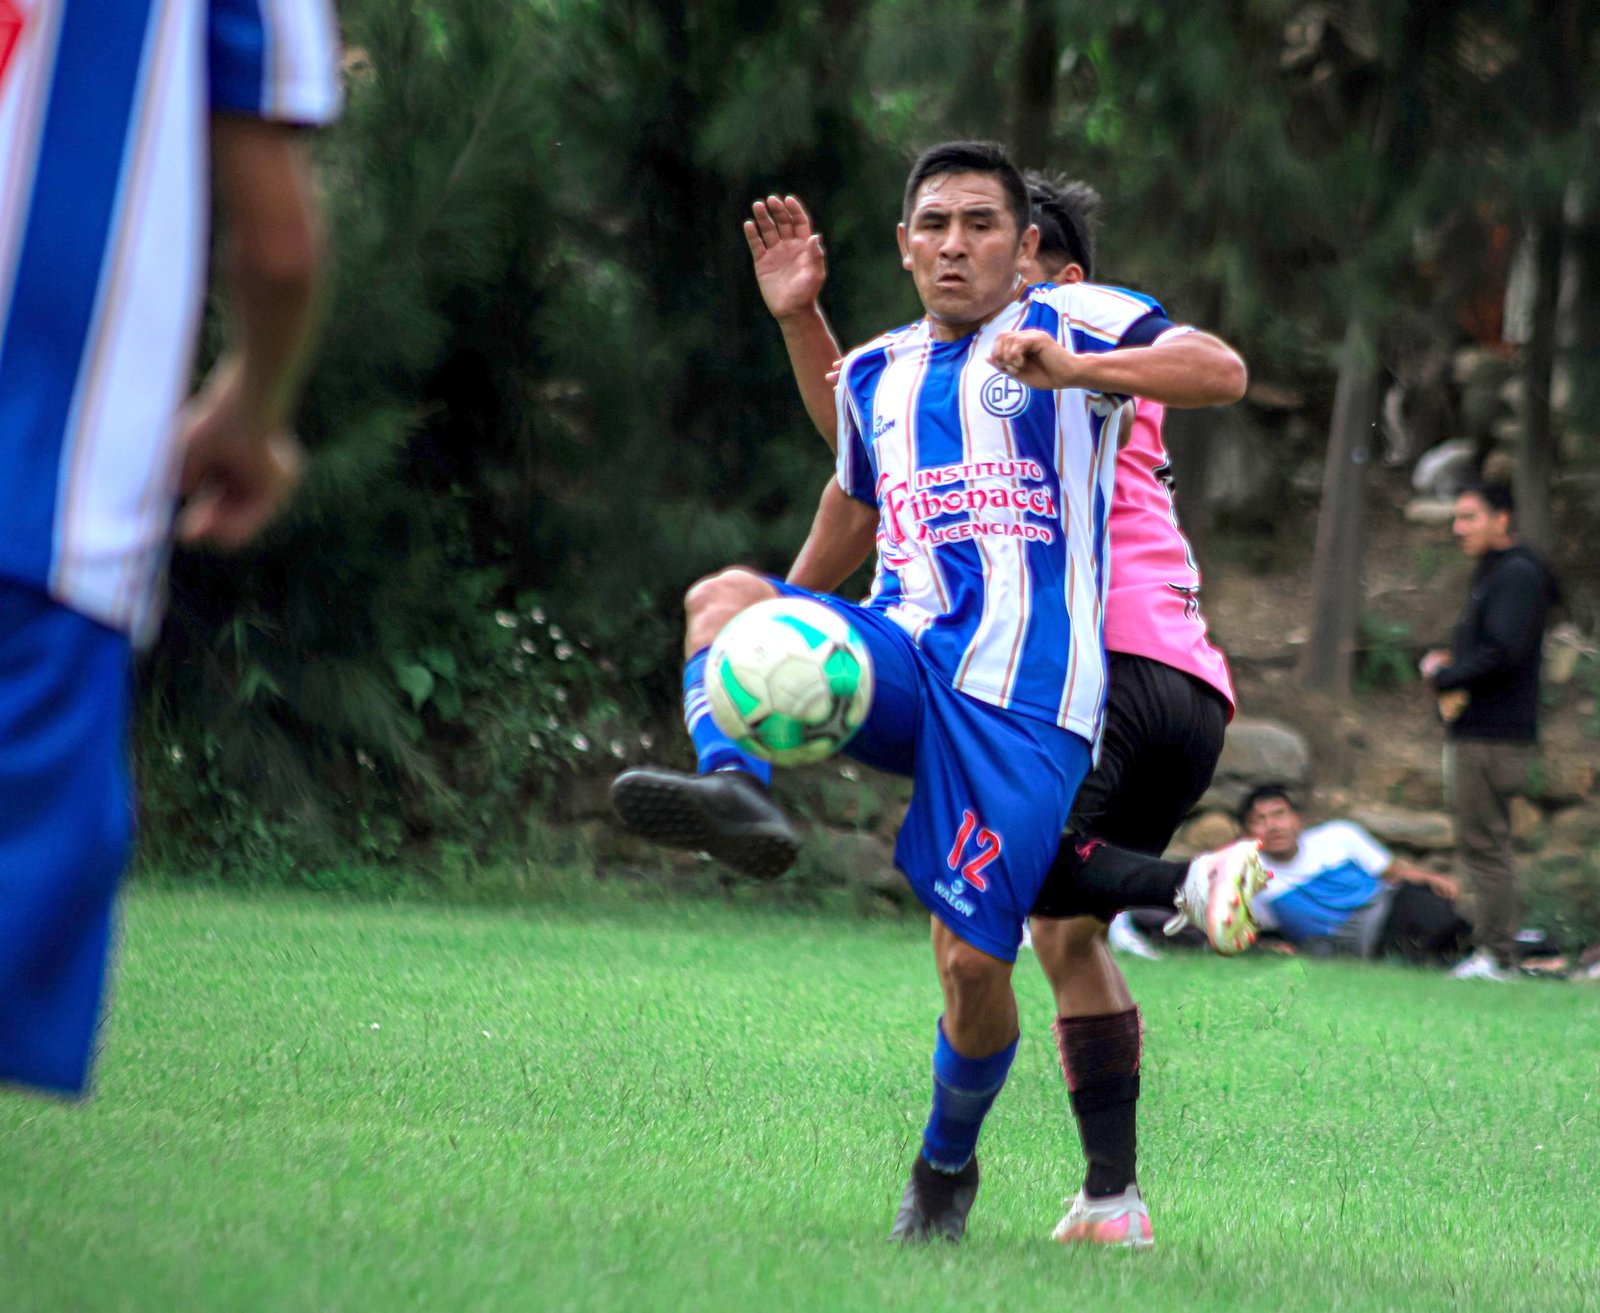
top-left (1163, 838), bottom-right (1271, 955)
top-left (1051, 1185), bottom-right (1154, 1248)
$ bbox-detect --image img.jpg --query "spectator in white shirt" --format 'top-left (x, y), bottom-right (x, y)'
top-left (1241, 786), bottom-right (1471, 965)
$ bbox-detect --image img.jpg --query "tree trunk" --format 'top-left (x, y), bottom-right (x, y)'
top-left (1011, 0), bottom-right (1057, 167)
top-left (1302, 318), bottom-right (1381, 692)
top-left (1516, 213), bottom-right (1563, 554)
top-left (1514, 0), bottom-right (1580, 554)
top-left (1568, 137), bottom-right (1600, 444)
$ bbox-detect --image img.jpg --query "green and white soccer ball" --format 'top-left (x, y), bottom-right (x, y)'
top-left (706, 598), bottom-right (874, 765)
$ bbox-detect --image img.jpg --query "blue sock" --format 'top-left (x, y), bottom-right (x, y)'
top-left (683, 647), bottom-right (771, 785)
top-left (920, 1019), bottom-right (1018, 1173)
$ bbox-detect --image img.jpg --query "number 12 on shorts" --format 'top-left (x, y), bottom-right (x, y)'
top-left (947, 809), bottom-right (1002, 892)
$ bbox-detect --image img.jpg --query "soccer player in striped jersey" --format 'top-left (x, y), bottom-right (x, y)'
top-left (614, 141), bottom-right (1250, 1243)
top-left (745, 172), bottom-right (1266, 1247)
top-left (0, 0), bottom-right (340, 1097)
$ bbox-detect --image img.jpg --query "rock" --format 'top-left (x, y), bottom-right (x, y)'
top-left (1529, 755), bottom-right (1594, 805)
top-left (1457, 354), bottom-right (1513, 442)
top-left (1531, 846), bottom-right (1585, 879)
top-left (1347, 803), bottom-right (1455, 851)
top-left (1411, 439), bottom-right (1476, 499)
top-left (808, 830), bottom-right (909, 903)
top-left (1176, 810), bottom-right (1241, 855)
top-left (1511, 797), bottom-right (1543, 848)
top-left (1482, 448), bottom-right (1515, 484)
top-left (1452, 346), bottom-right (1511, 389)
top-left (1323, 787), bottom-right (1356, 814)
top-left (1367, 763), bottom-right (1446, 811)
top-left (1290, 456), bottom-right (1324, 496)
top-left (1403, 497), bottom-right (1458, 526)
top-left (1547, 805), bottom-right (1600, 848)
top-left (1195, 778), bottom-right (1252, 816)
top-left (1490, 416), bottom-right (1521, 445)
top-left (1542, 623), bottom-right (1596, 687)
top-left (1215, 718), bottom-right (1312, 788)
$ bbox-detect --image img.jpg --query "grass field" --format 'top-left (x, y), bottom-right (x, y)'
top-left (3, 887), bottom-right (1598, 1312)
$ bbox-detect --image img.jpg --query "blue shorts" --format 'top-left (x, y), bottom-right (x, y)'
top-left (0, 584), bottom-right (132, 1097)
top-left (770, 580), bottom-right (1090, 962)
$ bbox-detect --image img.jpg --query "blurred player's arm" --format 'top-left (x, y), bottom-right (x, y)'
top-left (1383, 859), bottom-right (1461, 901)
top-left (178, 117), bottom-right (327, 548)
top-left (744, 195), bottom-right (842, 449)
top-left (786, 480), bottom-right (876, 593)
top-left (988, 327), bottom-right (1247, 409)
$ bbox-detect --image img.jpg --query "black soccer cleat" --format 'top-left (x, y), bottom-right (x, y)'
top-left (610, 767), bottom-right (799, 880)
top-left (889, 1154), bottom-right (980, 1245)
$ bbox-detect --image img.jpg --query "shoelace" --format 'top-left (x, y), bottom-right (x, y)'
top-left (1160, 869), bottom-right (1205, 937)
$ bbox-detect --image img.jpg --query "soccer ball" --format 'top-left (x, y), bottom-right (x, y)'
top-left (705, 598), bottom-right (874, 765)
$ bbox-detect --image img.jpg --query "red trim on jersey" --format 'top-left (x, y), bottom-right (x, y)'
top-left (0, 3), bottom-right (24, 85)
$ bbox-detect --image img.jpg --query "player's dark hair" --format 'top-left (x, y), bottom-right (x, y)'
top-left (1025, 173), bottom-right (1100, 279)
top-left (902, 140), bottom-right (1031, 239)
top-left (1238, 783), bottom-right (1297, 825)
top-left (1460, 481), bottom-right (1515, 517)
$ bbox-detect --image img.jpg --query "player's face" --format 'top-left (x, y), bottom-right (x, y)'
top-left (898, 173), bottom-right (1039, 338)
top-left (1451, 492), bottom-right (1510, 558)
top-left (1245, 798), bottom-right (1300, 860)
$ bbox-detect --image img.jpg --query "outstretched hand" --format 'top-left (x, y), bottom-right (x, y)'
top-left (988, 329), bottom-right (1076, 391)
top-left (744, 194), bottom-right (826, 321)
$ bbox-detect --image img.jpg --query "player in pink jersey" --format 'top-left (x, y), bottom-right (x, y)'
top-left (748, 174), bottom-right (1262, 1247)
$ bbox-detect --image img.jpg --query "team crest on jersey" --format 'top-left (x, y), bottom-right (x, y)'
top-left (980, 373), bottom-right (1030, 418)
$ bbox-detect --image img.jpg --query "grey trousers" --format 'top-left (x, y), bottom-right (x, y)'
top-left (1444, 738), bottom-right (1532, 968)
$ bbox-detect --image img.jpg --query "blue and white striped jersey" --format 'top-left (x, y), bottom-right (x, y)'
top-left (835, 282), bottom-right (1169, 742)
top-left (0, 0), bottom-right (340, 642)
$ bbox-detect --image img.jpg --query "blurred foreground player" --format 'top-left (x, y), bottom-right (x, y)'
top-left (0, 0), bottom-right (339, 1096)
top-left (615, 142), bottom-right (1251, 1244)
top-left (741, 175), bottom-right (1259, 1246)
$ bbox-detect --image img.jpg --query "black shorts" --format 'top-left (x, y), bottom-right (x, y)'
top-left (1029, 653), bottom-right (1228, 919)
top-left (1376, 882), bottom-right (1472, 964)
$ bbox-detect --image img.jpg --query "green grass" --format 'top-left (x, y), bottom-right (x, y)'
top-left (4, 888), bottom-right (1599, 1312)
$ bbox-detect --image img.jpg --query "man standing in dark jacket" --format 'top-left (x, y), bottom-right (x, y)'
top-left (1421, 483), bottom-right (1559, 981)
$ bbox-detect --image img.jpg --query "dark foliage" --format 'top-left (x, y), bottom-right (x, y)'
top-left (138, 0), bottom-right (1600, 877)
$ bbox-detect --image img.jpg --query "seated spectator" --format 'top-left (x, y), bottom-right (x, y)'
top-left (1241, 785), bottom-right (1471, 965)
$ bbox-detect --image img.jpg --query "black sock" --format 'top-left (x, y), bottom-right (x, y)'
top-left (1054, 1008), bottom-right (1141, 1198)
top-left (1043, 835), bottom-right (1188, 921)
